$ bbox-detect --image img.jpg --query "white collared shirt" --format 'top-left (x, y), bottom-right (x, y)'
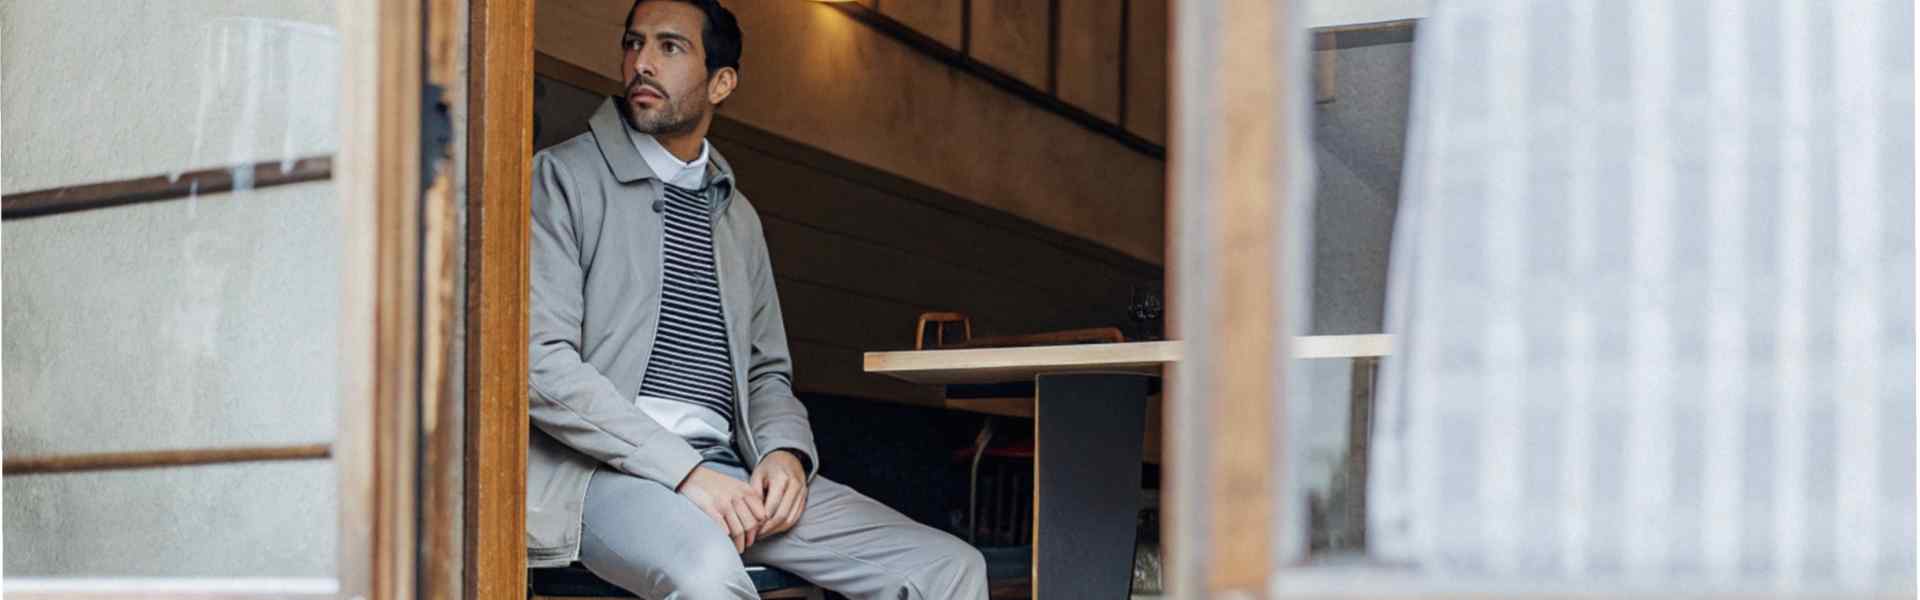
top-left (628, 128), bottom-right (711, 190)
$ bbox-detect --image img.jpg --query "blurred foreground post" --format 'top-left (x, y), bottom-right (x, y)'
top-left (1166, 0), bottom-right (1307, 598)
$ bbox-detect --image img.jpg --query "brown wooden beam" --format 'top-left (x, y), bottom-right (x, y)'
top-left (2, 444), bottom-right (332, 476)
top-left (1, 156), bottom-right (331, 220)
top-left (465, 1), bottom-right (533, 600)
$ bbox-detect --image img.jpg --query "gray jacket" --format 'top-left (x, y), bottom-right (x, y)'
top-left (526, 98), bottom-right (819, 567)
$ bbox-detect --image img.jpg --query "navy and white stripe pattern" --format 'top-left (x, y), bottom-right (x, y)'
top-left (639, 184), bottom-right (737, 433)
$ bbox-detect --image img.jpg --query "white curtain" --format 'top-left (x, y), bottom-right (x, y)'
top-left (1370, 0), bottom-right (1914, 591)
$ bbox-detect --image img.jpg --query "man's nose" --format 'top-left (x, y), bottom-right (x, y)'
top-left (631, 48), bottom-right (658, 80)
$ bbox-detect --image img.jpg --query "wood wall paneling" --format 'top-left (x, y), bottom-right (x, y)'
top-left (1055, 0), bottom-right (1123, 122)
top-left (536, 0), bottom-right (1167, 264)
top-left (876, 0), bottom-right (964, 50)
top-left (1124, 0), bottom-right (1168, 145)
top-left (715, 130), bottom-right (1161, 405)
top-left (759, 218), bottom-right (1059, 337)
top-left (775, 276), bottom-right (927, 354)
top-left (726, 0), bottom-right (1165, 264)
top-left (535, 0), bottom-right (626, 83)
top-left (790, 339), bottom-right (942, 405)
top-left (709, 129), bottom-right (1155, 316)
top-left (529, 66), bottom-right (1163, 407)
top-left (705, 117), bottom-right (1157, 280)
top-left (967, 0), bottom-right (1051, 90)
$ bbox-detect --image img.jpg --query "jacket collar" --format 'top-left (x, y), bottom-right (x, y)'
top-left (589, 97), bottom-right (737, 208)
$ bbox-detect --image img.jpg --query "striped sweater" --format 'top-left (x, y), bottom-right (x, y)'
top-left (637, 183), bottom-right (740, 465)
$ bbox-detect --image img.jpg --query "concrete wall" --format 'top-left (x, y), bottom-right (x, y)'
top-left (3, 1), bottom-right (340, 577)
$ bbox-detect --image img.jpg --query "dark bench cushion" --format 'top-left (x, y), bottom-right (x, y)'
top-left (529, 562), bottom-right (813, 597)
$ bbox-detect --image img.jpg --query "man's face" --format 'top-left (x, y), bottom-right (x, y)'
top-left (620, 2), bottom-right (723, 136)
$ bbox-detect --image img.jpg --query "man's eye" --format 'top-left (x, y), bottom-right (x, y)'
top-left (622, 38), bottom-right (642, 51)
top-left (663, 43), bottom-right (682, 55)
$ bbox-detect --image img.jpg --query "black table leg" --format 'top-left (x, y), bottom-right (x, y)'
top-left (1033, 373), bottom-right (1152, 599)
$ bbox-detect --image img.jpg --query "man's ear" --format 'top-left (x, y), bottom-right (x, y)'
top-left (707, 67), bottom-right (738, 105)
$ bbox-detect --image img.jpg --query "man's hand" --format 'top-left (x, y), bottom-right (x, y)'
top-left (677, 466), bottom-right (769, 552)
top-left (750, 450), bottom-right (808, 537)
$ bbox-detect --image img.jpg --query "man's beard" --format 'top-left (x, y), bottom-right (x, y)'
top-left (622, 76), bottom-right (704, 136)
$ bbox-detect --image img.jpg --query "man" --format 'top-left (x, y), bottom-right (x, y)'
top-left (526, 0), bottom-right (989, 598)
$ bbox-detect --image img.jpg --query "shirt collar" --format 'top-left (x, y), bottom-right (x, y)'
top-left (628, 126), bottom-right (710, 190)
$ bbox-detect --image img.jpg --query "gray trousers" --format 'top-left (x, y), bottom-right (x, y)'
top-left (580, 464), bottom-right (989, 600)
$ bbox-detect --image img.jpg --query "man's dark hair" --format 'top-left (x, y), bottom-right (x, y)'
top-left (625, 0), bottom-right (743, 75)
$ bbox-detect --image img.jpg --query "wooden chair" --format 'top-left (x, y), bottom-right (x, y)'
top-left (528, 562), bottom-right (822, 600)
top-left (913, 312), bottom-right (1124, 351)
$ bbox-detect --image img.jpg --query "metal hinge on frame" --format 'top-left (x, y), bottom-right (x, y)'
top-left (420, 83), bottom-right (452, 193)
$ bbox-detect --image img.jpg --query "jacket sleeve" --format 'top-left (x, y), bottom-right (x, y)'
top-left (742, 213), bottom-right (821, 480)
top-left (528, 151), bottom-right (703, 488)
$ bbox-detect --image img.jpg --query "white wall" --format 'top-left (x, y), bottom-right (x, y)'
top-left (3, 0), bottom-right (341, 577)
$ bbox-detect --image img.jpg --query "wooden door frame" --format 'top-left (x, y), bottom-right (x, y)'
top-left (347, 1), bottom-right (532, 597)
top-left (334, 0), bottom-right (427, 598)
top-left (463, 1), bottom-right (534, 599)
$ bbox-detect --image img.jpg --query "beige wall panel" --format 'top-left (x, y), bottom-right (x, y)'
top-left (710, 129), bottom-right (1154, 313)
top-left (877, 0), bottom-right (964, 49)
top-left (535, 0), bottom-right (628, 81)
top-left (1056, 0), bottom-right (1123, 122)
top-left (967, 0), bottom-right (1051, 89)
top-left (1123, 0), bottom-right (1168, 145)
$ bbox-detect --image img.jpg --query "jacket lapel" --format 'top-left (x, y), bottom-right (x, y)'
top-left (588, 97), bottom-right (655, 184)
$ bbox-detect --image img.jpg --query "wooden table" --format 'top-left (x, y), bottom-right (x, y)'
top-left (864, 335), bottom-right (1392, 599)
